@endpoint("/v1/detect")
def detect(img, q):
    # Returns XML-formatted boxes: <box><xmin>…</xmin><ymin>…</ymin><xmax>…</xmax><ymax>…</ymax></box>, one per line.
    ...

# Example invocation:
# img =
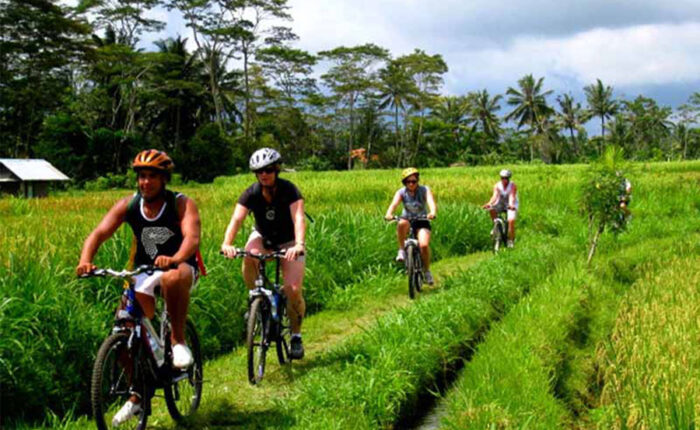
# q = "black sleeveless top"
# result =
<box><xmin>125</xmin><ymin>190</ymin><xmax>196</xmax><ymax>267</ymax></box>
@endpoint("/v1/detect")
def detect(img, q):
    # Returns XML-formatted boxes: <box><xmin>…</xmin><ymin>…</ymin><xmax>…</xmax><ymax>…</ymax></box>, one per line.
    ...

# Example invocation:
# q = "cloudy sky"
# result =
<box><xmin>147</xmin><ymin>0</ymin><xmax>700</xmax><ymax>109</ymax></box>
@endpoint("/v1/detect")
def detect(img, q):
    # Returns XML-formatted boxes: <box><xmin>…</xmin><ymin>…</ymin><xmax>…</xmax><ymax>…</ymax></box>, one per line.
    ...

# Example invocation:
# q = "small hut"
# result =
<box><xmin>0</xmin><ymin>159</ymin><xmax>70</xmax><ymax>197</ymax></box>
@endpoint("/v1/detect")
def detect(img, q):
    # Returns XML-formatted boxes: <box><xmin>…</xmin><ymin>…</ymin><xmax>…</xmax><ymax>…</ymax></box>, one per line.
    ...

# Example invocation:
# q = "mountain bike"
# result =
<box><xmin>484</xmin><ymin>207</ymin><xmax>508</xmax><ymax>253</ymax></box>
<box><xmin>81</xmin><ymin>265</ymin><xmax>203</xmax><ymax>430</ymax></box>
<box><xmin>389</xmin><ymin>215</ymin><xmax>429</xmax><ymax>299</ymax></box>
<box><xmin>221</xmin><ymin>249</ymin><xmax>294</xmax><ymax>385</ymax></box>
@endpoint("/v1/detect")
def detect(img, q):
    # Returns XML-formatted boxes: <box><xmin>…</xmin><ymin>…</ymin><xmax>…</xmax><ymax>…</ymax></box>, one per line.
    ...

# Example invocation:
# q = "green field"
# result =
<box><xmin>1</xmin><ymin>162</ymin><xmax>699</xmax><ymax>429</ymax></box>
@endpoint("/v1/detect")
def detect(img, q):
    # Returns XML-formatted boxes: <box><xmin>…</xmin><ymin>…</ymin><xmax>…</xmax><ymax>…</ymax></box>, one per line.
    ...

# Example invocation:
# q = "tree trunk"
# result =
<box><xmin>394</xmin><ymin>103</ymin><xmax>400</xmax><ymax>167</ymax></box>
<box><xmin>587</xmin><ymin>223</ymin><xmax>604</xmax><ymax>265</ymax></box>
<box><xmin>243</xmin><ymin>46</ymin><xmax>251</xmax><ymax>147</ymax></box>
<box><xmin>347</xmin><ymin>93</ymin><xmax>355</xmax><ymax>170</ymax></box>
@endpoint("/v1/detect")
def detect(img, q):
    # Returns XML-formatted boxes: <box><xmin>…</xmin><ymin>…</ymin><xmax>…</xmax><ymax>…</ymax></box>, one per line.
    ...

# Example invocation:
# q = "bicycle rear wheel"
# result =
<box><xmin>91</xmin><ymin>331</ymin><xmax>148</xmax><ymax>430</ymax></box>
<box><xmin>406</xmin><ymin>245</ymin><xmax>417</xmax><ymax>299</ymax></box>
<box><xmin>275</xmin><ymin>298</ymin><xmax>291</xmax><ymax>365</ymax></box>
<box><xmin>164</xmin><ymin>319</ymin><xmax>203</xmax><ymax>421</ymax></box>
<box><xmin>247</xmin><ymin>297</ymin><xmax>269</xmax><ymax>384</ymax></box>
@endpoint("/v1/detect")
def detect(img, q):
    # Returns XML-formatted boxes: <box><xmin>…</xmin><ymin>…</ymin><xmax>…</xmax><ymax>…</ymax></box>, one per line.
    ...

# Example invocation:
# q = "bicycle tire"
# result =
<box><xmin>406</xmin><ymin>245</ymin><xmax>417</xmax><ymax>299</ymax></box>
<box><xmin>247</xmin><ymin>297</ymin><xmax>269</xmax><ymax>384</ymax></box>
<box><xmin>91</xmin><ymin>331</ymin><xmax>149</xmax><ymax>430</ymax></box>
<box><xmin>275</xmin><ymin>298</ymin><xmax>291</xmax><ymax>365</ymax></box>
<box><xmin>493</xmin><ymin>219</ymin><xmax>504</xmax><ymax>253</ymax></box>
<box><xmin>413</xmin><ymin>247</ymin><xmax>424</xmax><ymax>293</ymax></box>
<box><xmin>164</xmin><ymin>319</ymin><xmax>203</xmax><ymax>421</ymax></box>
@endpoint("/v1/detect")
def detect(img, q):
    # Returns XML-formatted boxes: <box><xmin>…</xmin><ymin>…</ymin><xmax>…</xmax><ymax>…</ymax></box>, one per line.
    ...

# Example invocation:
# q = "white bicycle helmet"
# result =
<box><xmin>499</xmin><ymin>169</ymin><xmax>512</xmax><ymax>178</ymax></box>
<box><xmin>249</xmin><ymin>148</ymin><xmax>282</xmax><ymax>170</ymax></box>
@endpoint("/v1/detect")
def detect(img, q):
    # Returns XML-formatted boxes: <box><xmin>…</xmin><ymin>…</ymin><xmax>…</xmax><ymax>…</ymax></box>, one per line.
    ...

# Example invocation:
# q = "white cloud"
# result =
<box><xmin>448</xmin><ymin>22</ymin><xmax>700</xmax><ymax>94</ymax></box>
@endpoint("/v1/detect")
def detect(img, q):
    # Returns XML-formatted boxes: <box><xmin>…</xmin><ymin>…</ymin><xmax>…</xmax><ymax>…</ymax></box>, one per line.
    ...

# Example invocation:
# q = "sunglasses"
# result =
<box><xmin>254</xmin><ymin>167</ymin><xmax>277</xmax><ymax>174</ymax></box>
<box><xmin>404</xmin><ymin>179</ymin><xmax>418</xmax><ymax>184</ymax></box>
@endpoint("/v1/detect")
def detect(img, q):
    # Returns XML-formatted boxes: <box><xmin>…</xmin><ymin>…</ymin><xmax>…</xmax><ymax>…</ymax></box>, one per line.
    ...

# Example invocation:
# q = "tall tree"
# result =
<box><xmin>256</xmin><ymin>45</ymin><xmax>317</xmax><ymax>106</ymax></box>
<box><xmin>555</xmin><ymin>93</ymin><xmax>589</xmax><ymax>155</ymax></box>
<box><xmin>468</xmin><ymin>89</ymin><xmax>502</xmax><ymax>141</ymax></box>
<box><xmin>147</xmin><ymin>36</ymin><xmax>208</xmax><ymax>151</ymax></box>
<box><xmin>430</xmin><ymin>96</ymin><xmax>471</xmax><ymax>151</ymax></box>
<box><xmin>319</xmin><ymin>44</ymin><xmax>389</xmax><ymax>169</ymax></box>
<box><xmin>584</xmin><ymin>78</ymin><xmax>618</xmax><ymax>138</ymax></box>
<box><xmin>378</xmin><ymin>60</ymin><xmax>418</xmax><ymax>166</ymax></box>
<box><xmin>226</xmin><ymin>0</ymin><xmax>292</xmax><ymax>145</ymax></box>
<box><xmin>396</xmin><ymin>49</ymin><xmax>448</xmax><ymax>158</ymax></box>
<box><xmin>0</xmin><ymin>0</ymin><xmax>91</xmax><ymax>157</ymax></box>
<box><xmin>674</xmin><ymin>92</ymin><xmax>700</xmax><ymax>159</ymax></box>
<box><xmin>505</xmin><ymin>74</ymin><xmax>553</xmax><ymax>161</ymax></box>
<box><xmin>81</xmin><ymin>0</ymin><xmax>165</xmax><ymax>47</ymax></box>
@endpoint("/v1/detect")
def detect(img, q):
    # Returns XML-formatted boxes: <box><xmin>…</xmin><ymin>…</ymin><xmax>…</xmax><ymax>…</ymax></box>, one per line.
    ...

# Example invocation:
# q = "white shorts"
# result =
<box><xmin>133</xmin><ymin>264</ymin><xmax>197</xmax><ymax>297</ymax></box>
<box><xmin>492</xmin><ymin>201</ymin><xmax>518</xmax><ymax>221</ymax></box>
<box><xmin>247</xmin><ymin>230</ymin><xmax>305</xmax><ymax>262</ymax></box>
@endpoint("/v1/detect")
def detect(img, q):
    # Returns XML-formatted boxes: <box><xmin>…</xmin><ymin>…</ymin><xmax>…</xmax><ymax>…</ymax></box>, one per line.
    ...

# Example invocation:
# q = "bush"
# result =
<box><xmin>176</xmin><ymin>124</ymin><xmax>235</xmax><ymax>182</ymax></box>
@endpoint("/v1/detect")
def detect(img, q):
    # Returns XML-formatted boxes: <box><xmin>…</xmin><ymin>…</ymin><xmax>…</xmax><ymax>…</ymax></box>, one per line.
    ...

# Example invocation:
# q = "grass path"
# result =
<box><xmin>60</xmin><ymin>252</ymin><xmax>489</xmax><ymax>430</ymax></box>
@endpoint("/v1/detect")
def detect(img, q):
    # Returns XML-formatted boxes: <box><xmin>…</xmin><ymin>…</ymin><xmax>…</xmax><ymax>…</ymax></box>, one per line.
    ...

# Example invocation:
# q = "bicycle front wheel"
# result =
<box><xmin>413</xmin><ymin>247</ymin><xmax>424</xmax><ymax>293</ymax></box>
<box><xmin>247</xmin><ymin>297</ymin><xmax>269</xmax><ymax>384</ymax></box>
<box><xmin>164</xmin><ymin>319</ymin><xmax>203</xmax><ymax>422</ymax></box>
<box><xmin>91</xmin><ymin>331</ymin><xmax>148</xmax><ymax>430</ymax></box>
<box><xmin>406</xmin><ymin>245</ymin><xmax>417</xmax><ymax>299</ymax></box>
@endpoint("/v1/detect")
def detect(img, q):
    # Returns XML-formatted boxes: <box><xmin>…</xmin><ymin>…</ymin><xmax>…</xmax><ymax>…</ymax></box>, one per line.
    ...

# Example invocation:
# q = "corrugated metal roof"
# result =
<box><xmin>0</xmin><ymin>159</ymin><xmax>70</xmax><ymax>181</ymax></box>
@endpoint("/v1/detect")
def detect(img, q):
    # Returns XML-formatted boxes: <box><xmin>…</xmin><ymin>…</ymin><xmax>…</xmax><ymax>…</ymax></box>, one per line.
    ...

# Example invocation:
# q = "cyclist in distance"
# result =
<box><xmin>618</xmin><ymin>171</ymin><xmax>632</xmax><ymax>217</ymax></box>
<box><xmin>384</xmin><ymin>167</ymin><xmax>437</xmax><ymax>285</ymax></box>
<box><xmin>75</xmin><ymin>149</ymin><xmax>202</xmax><ymax>426</ymax></box>
<box><xmin>220</xmin><ymin>148</ymin><xmax>307</xmax><ymax>359</ymax></box>
<box><xmin>483</xmin><ymin>169</ymin><xmax>519</xmax><ymax>248</ymax></box>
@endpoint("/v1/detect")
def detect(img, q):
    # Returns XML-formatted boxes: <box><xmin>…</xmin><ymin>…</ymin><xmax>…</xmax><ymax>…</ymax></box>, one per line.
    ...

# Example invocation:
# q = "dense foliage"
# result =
<box><xmin>2</xmin><ymin>0</ymin><xmax>699</xmax><ymax>184</ymax></box>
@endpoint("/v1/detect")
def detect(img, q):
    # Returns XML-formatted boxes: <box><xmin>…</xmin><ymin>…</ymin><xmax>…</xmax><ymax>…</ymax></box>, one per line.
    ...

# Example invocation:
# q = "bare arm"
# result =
<box><xmin>484</xmin><ymin>185</ymin><xmax>499</xmax><ymax>207</ymax></box>
<box><xmin>426</xmin><ymin>187</ymin><xmax>437</xmax><ymax>219</ymax></box>
<box><xmin>384</xmin><ymin>190</ymin><xmax>403</xmax><ymax>219</ymax></box>
<box><xmin>221</xmin><ymin>203</ymin><xmax>249</xmax><ymax>257</ymax></box>
<box><xmin>76</xmin><ymin>197</ymin><xmax>129</xmax><ymax>275</ymax></box>
<box><xmin>508</xmin><ymin>183</ymin><xmax>517</xmax><ymax>208</ymax></box>
<box><xmin>171</xmin><ymin>196</ymin><xmax>201</xmax><ymax>265</ymax></box>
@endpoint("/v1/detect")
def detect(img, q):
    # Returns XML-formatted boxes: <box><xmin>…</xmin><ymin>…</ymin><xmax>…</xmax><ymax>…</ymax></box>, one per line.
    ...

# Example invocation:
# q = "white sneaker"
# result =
<box><xmin>507</xmin><ymin>240</ymin><xmax>514</xmax><ymax>248</ymax></box>
<box><xmin>111</xmin><ymin>400</ymin><xmax>141</xmax><ymax>427</ymax></box>
<box><xmin>425</xmin><ymin>271</ymin><xmax>434</xmax><ymax>285</ymax></box>
<box><xmin>396</xmin><ymin>249</ymin><xmax>406</xmax><ymax>262</ymax></box>
<box><xmin>172</xmin><ymin>343</ymin><xmax>194</xmax><ymax>369</ymax></box>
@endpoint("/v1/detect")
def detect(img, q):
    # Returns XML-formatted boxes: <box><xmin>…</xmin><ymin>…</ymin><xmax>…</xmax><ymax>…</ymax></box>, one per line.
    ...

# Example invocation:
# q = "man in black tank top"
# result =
<box><xmin>221</xmin><ymin>148</ymin><xmax>307</xmax><ymax>359</ymax></box>
<box><xmin>76</xmin><ymin>150</ymin><xmax>201</xmax><ymax>425</ymax></box>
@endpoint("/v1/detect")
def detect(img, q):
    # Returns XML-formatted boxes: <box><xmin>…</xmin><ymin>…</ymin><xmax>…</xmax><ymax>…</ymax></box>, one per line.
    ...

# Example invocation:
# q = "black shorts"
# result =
<box><xmin>410</xmin><ymin>220</ymin><xmax>431</xmax><ymax>232</ymax></box>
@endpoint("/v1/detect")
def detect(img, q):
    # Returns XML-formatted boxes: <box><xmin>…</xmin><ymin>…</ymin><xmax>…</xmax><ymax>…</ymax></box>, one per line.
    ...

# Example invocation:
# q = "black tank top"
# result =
<box><xmin>125</xmin><ymin>190</ymin><xmax>196</xmax><ymax>267</ymax></box>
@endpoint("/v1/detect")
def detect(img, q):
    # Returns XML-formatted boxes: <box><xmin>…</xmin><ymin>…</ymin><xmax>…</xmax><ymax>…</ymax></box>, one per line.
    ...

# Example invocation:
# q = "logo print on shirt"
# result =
<box><xmin>141</xmin><ymin>227</ymin><xmax>175</xmax><ymax>259</ymax></box>
<box><xmin>265</xmin><ymin>208</ymin><xmax>276</xmax><ymax>221</ymax></box>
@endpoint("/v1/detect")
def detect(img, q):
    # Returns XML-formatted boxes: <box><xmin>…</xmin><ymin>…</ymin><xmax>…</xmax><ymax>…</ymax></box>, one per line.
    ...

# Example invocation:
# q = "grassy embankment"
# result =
<box><xmin>438</xmin><ymin>162</ymin><xmax>700</xmax><ymax>429</ymax></box>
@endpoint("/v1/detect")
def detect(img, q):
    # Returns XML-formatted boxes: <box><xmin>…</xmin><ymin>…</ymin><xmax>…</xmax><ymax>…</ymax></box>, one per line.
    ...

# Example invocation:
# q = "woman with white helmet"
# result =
<box><xmin>483</xmin><ymin>169</ymin><xmax>519</xmax><ymax>248</ymax></box>
<box><xmin>221</xmin><ymin>148</ymin><xmax>307</xmax><ymax>359</ymax></box>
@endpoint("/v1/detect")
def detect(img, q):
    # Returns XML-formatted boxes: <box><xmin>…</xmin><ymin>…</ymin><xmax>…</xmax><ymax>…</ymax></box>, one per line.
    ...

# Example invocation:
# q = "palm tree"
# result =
<box><xmin>584</xmin><ymin>79</ymin><xmax>618</xmax><ymax>138</ymax></box>
<box><xmin>430</xmin><ymin>96</ymin><xmax>471</xmax><ymax>150</ymax></box>
<box><xmin>555</xmin><ymin>93</ymin><xmax>590</xmax><ymax>155</ymax></box>
<box><xmin>468</xmin><ymin>89</ymin><xmax>502</xmax><ymax>141</ymax></box>
<box><xmin>505</xmin><ymin>74</ymin><xmax>553</xmax><ymax>161</ymax></box>
<box><xmin>378</xmin><ymin>60</ymin><xmax>418</xmax><ymax>166</ymax></box>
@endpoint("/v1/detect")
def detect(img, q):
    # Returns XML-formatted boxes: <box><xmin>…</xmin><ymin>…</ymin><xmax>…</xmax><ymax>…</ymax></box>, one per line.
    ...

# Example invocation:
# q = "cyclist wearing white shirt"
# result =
<box><xmin>483</xmin><ymin>169</ymin><xmax>519</xmax><ymax>248</ymax></box>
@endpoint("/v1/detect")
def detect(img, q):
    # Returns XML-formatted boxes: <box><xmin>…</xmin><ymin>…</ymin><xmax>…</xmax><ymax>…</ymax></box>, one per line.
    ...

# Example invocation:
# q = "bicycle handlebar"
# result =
<box><xmin>219</xmin><ymin>249</ymin><xmax>303</xmax><ymax>260</ymax></box>
<box><xmin>79</xmin><ymin>265</ymin><xmax>163</xmax><ymax>279</ymax></box>
<box><xmin>386</xmin><ymin>215</ymin><xmax>431</xmax><ymax>222</ymax></box>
